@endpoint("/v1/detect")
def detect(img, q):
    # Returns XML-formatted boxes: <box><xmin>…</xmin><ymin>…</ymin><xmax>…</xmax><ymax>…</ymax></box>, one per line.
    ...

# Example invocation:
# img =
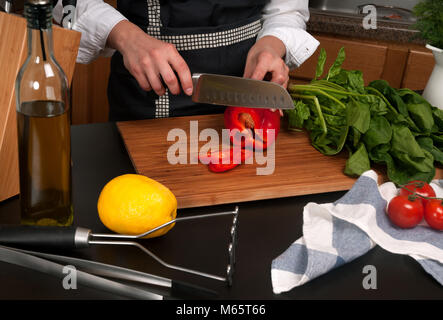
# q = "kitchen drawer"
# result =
<box><xmin>401</xmin><ymin>49</ymin><xmax>435</xmax><ymax>91</ymax></box>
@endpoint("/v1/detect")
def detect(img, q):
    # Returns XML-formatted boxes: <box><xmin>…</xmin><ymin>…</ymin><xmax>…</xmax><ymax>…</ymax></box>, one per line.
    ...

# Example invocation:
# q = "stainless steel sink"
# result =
<box><xmin>309</xmin><ymin>0</ymin><xmax>421</xmax><ymax>24</ymax></box>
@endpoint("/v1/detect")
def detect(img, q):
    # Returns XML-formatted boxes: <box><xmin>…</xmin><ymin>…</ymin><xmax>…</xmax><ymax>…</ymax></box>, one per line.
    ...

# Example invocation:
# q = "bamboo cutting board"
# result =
<box><xmin>118</xmin><ymin>114</ymin><xmax>392</xmax><ymax>209</ymax></box>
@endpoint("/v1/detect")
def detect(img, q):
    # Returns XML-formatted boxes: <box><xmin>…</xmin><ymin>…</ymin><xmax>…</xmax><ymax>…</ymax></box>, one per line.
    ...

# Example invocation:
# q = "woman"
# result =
<box><xmin>54</xmin><ymin>0</ymin><xmax>319</xmax><ymax>120</ymax></box>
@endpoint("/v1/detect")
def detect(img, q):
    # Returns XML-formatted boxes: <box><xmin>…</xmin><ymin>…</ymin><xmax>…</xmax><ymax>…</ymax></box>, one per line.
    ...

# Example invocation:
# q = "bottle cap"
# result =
<box><xmin>24</xmin><ymin>0</ymin><xmax>53</xmax><ymax>30</ymax></box>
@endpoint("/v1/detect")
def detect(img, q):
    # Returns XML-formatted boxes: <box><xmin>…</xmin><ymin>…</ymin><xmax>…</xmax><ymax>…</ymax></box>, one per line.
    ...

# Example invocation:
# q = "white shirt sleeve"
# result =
<box><xmin>258</xmin><ymin>0</ymin><xmax>320</xmax><ymax>69</ymax></box>
<box><xmin>53</xmin><ymin>0</ymin><xmax>127</xmax><ymax>64</ymax></box>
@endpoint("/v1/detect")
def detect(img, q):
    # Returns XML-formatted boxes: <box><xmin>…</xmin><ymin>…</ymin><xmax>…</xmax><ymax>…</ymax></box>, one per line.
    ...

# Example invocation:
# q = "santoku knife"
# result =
<box><xmin>191</xmin><ymin>73</ymin><xmax>294</xmax><ymax>110</ymax></box>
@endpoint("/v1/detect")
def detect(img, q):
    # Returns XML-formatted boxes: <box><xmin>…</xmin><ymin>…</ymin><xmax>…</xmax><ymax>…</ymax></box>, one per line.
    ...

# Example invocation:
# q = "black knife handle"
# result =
<box><xmin>0</xmin><ymin>225</ymin><xmax>91</xmax><ymax>250</ymax></box>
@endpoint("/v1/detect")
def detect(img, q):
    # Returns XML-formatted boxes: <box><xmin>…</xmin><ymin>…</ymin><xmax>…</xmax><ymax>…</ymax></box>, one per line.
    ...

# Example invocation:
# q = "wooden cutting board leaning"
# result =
<box><xmin>0</xmin><ymin>12</ymin><xmax>80</xmax><ymax>202</ymax></box>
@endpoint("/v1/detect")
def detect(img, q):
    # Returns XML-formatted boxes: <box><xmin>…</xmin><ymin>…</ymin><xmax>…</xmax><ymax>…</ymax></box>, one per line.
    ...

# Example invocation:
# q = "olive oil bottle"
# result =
<box><xmin>15</xmin><ymin>0</ymin><xmax>73</xmax><ymax>226</ymax></box>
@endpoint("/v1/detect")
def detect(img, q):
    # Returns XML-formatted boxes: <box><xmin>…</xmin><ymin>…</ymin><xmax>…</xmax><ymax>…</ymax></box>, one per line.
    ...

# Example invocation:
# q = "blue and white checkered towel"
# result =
<box><xmin>271</xmin><ymin>170</ymin><xmax>443</xmax><ymax>294</ymax></box>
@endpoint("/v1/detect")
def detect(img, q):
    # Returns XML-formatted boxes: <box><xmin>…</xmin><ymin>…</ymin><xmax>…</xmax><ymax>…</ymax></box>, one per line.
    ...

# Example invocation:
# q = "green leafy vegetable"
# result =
<box><xmin>287</xmin><ymin>100</ymin><xmax>310</xmax><ymax>129</ymax></box>
<box><xmin>433</xmin><ymin>108</ymin><xmax>443</xmax><ymax>128</ymax></box>
<box><xmin>314</xmin><ymin>48</ymin><xmax>327</xmax><ymax>81</ymax></box>
<box><xmin>346</xmin><ymin>98</ymin><xmax>371</xmax><ymax>134</ymax></box>
<box><xmin>344</xmin><ymin>143</ymin><xmax>371</xmax><ymax>176</ymax></box>
<box><xmin>286</xmin><ymin>47</ymin><xmax>443</xmax><ymax>185</ymax></box>
<box><xmin>417</xmin><ymin>137</ymin><xmax>443</xmax><ymax>166</ymax></box>
<box><xmin>326</xmin><ymin>47</ymin><xmax>345</xmax><ymax>80</ymax></box>
<box><xmin>412</xmin><ymin>0</ymin><xmax>443</xmax><ymax>49</ymax></box>
<box><xmin>330</xmin><ymin>70</ymin><xmax>365</xmax><ymax>94</ymax></box>
<box><xmin>363</xmin><ymin>116</ymin><xmax>392</xmax><ymax>151</ymax></box>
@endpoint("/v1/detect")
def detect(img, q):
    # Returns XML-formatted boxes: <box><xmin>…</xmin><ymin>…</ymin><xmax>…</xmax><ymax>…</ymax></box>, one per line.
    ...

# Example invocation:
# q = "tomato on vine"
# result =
<box><xmin>399</xmin><ymin>180</ymin><xmax>436</xmax><ymax>207</ymax></box>
<box><xmin>424</xmin><ymin>200</ymin><xmax>443</xmax><ymax>231</ymax></box>
<box><xmin>387</xmin><ymin>195</ymin><xmax>424</xmax><ymax>229</ymax></box>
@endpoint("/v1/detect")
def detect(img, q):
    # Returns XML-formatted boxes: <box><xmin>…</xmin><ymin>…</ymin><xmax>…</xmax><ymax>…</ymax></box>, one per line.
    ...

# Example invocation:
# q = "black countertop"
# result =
<box><xmin>0</xmin><ymin>121</ymin><xmax>442</xmax><ymax>301</ymax></box>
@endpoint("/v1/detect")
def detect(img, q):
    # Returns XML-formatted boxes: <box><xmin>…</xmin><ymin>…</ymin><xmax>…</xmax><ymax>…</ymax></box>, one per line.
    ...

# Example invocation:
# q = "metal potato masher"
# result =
<box><xmin>0</xmin><ymin>206</ymin><xmax>239</xmax><ymax>286</ymax></box>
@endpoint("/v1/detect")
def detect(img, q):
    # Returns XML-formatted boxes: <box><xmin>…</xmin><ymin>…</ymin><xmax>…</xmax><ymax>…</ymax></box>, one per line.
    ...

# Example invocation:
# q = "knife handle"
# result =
<box><xmin>0</xmin><ymin>225</ymin><xmax>91</xmax><ymax>250</ymax></box>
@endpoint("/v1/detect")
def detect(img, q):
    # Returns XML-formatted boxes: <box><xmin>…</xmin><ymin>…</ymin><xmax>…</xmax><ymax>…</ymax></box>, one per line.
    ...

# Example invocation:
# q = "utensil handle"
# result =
<box><xmin>0</xmin><ymin>225</ymin><xmax>91</xmax><ymax>250</ymax></box>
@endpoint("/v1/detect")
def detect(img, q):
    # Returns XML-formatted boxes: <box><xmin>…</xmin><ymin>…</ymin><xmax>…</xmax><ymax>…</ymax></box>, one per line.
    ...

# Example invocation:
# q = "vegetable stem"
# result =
<box><xmin>290</xmin><ymin>84</ymin><xmax>400</xmax><ymax>117</ymax></box>
<box><xmin>289</xmin><ymin>85</ymin><xmax>347</xmax><ymax>110</ymax></box>
<box><xmin>399</xmin><ymin>185</ymin><xmax>443</xmax><ymax>201</ymax></box>
<box><xmin>291</xmin><ymin>93</ymin><xmax>328</xmax><ymax>136</ymax></box>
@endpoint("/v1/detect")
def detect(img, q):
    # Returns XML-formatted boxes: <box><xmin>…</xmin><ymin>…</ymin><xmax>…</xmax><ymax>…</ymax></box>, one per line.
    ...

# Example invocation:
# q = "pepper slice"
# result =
<box><xmin>199</xmin><ymin>147</ymin><xmax>253</xmax><ymax>173</ymax></box>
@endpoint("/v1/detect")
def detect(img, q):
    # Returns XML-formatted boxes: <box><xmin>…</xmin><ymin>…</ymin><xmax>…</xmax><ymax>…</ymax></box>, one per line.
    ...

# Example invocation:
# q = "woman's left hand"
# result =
<box><xmin>244</xmin><ymin>35</ymin><xmax>289</xmax><ymax>116</ymax></box>
<box><xmin>244</xmin><ymin>35</ymin><xmax>289</xmax><ymax>88</ymax></box>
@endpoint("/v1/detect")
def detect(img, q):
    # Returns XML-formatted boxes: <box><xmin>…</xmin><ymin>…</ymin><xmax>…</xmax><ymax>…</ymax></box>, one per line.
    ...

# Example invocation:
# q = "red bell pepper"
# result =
<box><xmin>224</xmin><ymin>107</ymin><xmax>280</xmax><ymax>151</ymax></box>
<box><xmin>199</xmin><ymin>107</ymin><xmax>280</xmax><ymax>173</ymax></box>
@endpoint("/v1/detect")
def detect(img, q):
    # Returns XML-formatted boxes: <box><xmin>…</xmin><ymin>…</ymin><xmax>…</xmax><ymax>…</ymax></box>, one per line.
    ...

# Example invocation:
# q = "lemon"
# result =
<box><xmin>97</xmin><ymin>174</ymin><xmax>177</xmax><ymax>238</ymax></box>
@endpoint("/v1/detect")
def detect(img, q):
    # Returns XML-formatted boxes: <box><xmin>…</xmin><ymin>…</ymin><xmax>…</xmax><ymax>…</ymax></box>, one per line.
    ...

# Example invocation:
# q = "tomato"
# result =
<box><xmin>424</xmin><ymin>200</ymin><xmax>443</xmax><ymax>231</ymax></box>
<box><xmin>399</xmin><ymin>180</ymin><xmax>436</xmax><ymax>207</ymax></box>
<box><xmin>387</xmin><ymin>195</ymin><xmax>424</xmax><ymax>229</ymax></box>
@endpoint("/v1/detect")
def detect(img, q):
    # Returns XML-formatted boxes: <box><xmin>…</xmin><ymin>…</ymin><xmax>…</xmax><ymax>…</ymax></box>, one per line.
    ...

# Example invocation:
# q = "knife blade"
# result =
<box><xmin>191</xmin><ymin>73</ymin><xmax>294</xmax><ymax>110</ymax></box>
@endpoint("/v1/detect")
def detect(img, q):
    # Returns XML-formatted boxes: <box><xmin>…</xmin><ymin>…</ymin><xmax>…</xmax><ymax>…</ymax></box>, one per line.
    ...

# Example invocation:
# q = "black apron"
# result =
<box><xmin>108</xmin><ymin>0</ymin><xmax>269</xmax><ymax>121</ymax></box>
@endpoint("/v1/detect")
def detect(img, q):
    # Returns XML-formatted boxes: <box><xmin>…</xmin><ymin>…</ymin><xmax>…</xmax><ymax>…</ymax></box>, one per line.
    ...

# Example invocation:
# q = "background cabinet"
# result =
<box><xmin>401</xmin><ymin>49</ymin><xmax>436</xmax><ymax>89</ymax></box>
<box><xmin>70</xmin><ymin>0</ymin><xmax>114</xmax><ymax>125</ymax></box>
<box><xmin>290</xmin><ymin>34</ymin><xmax>435</xmax><ymax>90</ymax></box>
<box><xmin>71</xmin><ymin>57</ymin><xmax>111</xmax><ymax>124</ymax></box>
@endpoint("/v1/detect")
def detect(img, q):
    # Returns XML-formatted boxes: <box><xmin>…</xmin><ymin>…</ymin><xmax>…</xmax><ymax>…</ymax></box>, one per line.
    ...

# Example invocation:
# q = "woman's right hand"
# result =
<box><xmin>107</xmin><ymin>20</ymin><xmax>193</xmax><ymax>97</ymax></box>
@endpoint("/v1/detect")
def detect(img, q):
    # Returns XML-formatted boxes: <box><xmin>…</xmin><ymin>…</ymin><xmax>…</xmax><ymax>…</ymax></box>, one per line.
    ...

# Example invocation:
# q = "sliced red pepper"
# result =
<box><xmin>200</xmin><ymin>107</ymin><xmax>280</xmax><ymax>173</ymax></box>
<box><xmin>208</xmin><ymin>162</ymin><xmax>239</xmax><ymax>173</ymax></box>
<box><xmin>224</xmin><ymin>107</ymin><xmax>280</xmax><ymax>150</ymax></box>
<box><xmin>199</xmin><ymin>147</ymin><xmax>253</xmax><ymax>173</ymax></box>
